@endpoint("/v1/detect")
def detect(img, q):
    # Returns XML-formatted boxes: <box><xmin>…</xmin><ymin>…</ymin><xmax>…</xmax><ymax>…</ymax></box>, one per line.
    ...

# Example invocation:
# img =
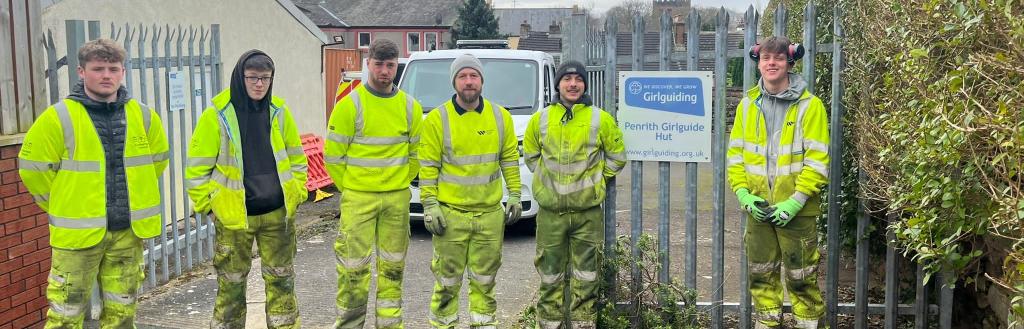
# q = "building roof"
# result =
<box><xmin>517</xmin><ymin>31</ymin><xmax>561</xmax><ymax>52</ymax></box>
<box><xmin>291</xmin><ymin>0</ymin><xmax>461</xmax><ymax>28</ymax></box>
<box><xmin>493</xmin><ymin>7</ymin><xmax>573</xmax><ymax>36</ymax></box>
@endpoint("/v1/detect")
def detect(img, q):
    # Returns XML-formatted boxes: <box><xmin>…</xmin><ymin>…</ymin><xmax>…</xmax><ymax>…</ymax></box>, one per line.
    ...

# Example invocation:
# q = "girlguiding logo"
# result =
<box><xmin>624</xmin><ymin>77</ymin><xmax>705</xmax><ymax>116</ymax></box>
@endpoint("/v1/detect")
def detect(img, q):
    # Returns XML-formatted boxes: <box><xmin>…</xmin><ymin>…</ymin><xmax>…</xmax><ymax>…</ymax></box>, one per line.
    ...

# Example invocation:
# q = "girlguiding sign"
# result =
<box><xmin>618</xmin><ymin>71</ymin><xmax>713</xmax><ymax>162</ymax></box>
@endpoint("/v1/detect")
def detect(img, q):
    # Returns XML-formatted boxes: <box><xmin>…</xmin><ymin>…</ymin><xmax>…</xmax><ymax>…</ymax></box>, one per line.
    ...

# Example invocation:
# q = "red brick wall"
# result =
<box><xmin>0</xmin><ymin>144</ymin><xmax>49</xmax><ymax>329</ymax></box>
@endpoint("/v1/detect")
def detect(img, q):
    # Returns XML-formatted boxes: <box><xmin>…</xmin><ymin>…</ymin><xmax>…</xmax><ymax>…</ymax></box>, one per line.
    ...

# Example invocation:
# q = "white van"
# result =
<box><xmin>398</xmin><ymin>48</ymin><xmax>558</xmax><ymax>222</ymax></box>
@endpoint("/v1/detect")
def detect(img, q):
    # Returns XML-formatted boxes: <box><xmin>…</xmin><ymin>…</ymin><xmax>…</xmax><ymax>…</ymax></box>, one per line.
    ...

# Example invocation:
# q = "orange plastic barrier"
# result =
<box><xmin>301</xmin><ymin>134</ymin><xmax>334</xmax><ymax>191</ymax></box>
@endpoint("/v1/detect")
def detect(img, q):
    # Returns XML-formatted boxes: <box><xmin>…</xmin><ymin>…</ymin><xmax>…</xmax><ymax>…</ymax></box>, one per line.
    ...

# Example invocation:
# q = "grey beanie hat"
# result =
<box><xmin>450</xmin><ymin>53</ymin><xmax>484</xmax><ymax>88</ymax></box>
<box><xmin>555</xmin><ymin>60</ymin><xmax>587</xmax><ymax>93</ymax></box>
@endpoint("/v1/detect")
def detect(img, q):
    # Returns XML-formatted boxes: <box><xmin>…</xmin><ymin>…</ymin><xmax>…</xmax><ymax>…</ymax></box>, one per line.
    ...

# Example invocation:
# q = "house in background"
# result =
<box><xmin>293</xmin><ymin>0</ymin><xmax>460</xmax><ymax>57</ymax></box>
<box><xmin>41</xmin><ymin>0</ymin><xmax>330</xmax><ymax>136</ymax></box>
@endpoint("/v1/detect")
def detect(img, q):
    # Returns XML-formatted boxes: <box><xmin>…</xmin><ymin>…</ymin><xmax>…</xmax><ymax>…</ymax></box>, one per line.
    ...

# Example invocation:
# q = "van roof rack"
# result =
<box><xmin>455</xmin><ymin>39</ymin><xmax>509</xmax><ymax>49</ymax></box>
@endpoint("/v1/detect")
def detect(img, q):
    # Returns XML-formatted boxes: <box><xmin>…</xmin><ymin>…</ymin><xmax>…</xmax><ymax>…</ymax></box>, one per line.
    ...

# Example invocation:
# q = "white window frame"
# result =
<box><xmin>406</xmin><ymin>32</ymin><xmax>422</xmax><ymax>53</ymax></box>
<box><xmin>424</xmin><ymin>32</ymin><xmax>439</xmax><ymax>50</ymax></box>
<box><xmin>358</xmin><ymin>32</ymin><xmax>372</xmax><ymax>48</ymax></box>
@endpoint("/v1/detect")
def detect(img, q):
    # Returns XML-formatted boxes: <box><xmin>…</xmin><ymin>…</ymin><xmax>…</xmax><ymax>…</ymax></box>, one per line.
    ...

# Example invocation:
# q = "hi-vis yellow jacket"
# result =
<box><xmin>324</xmin><ymin>84</ymin><xmax>422</xmax><ymax>192</ymax></box>
<box><xmin>19</xmin><ymin>99</ymin><xmax>169</xmax><ymax>249</ymax></box>
<box><xmin>523</xmin><ymin>103</ymin><xmax>626</xmax><ymax>211</ymax></box>
<box><xmin>186</xmin><ymin>89</ymin><xmax>308</xmax><ymax>230</ymax></box>
<box><xmin>727</xmin><ymin>86</ymin><xmax>830</xmax><ymax>216</ymax></box>
<box><xmin>418</xmin><ymin>98</ymin><xmax>520</xmax><ymax>212</ymax></box>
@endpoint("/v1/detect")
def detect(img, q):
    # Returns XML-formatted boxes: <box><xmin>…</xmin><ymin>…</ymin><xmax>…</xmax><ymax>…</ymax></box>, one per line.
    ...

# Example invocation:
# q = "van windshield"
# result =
<box><xmin>399</xmin><ymin>58</ymin><xmax>538</xmax><ymax>115</ymax></box>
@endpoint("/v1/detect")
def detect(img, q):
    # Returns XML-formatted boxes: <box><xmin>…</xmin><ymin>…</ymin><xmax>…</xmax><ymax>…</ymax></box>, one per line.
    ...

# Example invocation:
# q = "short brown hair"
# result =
<box><xmin>77</xmin><ymin>38</ymin><xmax>126</xmax><ymax>66</ymax></box>
<box><xmin>244</xmin><ymin>54</ymin><xmax>275</xmax><ymax>72</ymax></box>
<box><xmin>368</xmin><ymin>39</ymin><xmax>399</xmax><ymax>61</ymax></box>
<box><xmin>758</xmin><ymin>36</ymin><xmax>794</xmax><ymax>61</ymax></box>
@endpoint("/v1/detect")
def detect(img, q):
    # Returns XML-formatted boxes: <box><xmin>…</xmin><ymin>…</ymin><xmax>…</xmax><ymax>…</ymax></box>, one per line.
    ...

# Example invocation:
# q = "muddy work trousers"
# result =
<box><xmin>211</xmin><ymin>207</ymin><xmax>299</xmax><ymax>329</ymax></box>
<box><xmin>45</xmin><ymin>229</ymin><xmax>143</xmax><ymax>329</ymax></box>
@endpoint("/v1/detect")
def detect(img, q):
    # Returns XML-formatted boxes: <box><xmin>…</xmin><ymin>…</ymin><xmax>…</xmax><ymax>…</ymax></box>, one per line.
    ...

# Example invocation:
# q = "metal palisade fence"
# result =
<box><xmin>565</xmin><ymin>5</ymin><xmax>957</xmax><ymax>329</ymax></box>
<box><xmin>44</xmin><ymin>20</ymin><xmax>223</xmax><ymax>291</ymax></box>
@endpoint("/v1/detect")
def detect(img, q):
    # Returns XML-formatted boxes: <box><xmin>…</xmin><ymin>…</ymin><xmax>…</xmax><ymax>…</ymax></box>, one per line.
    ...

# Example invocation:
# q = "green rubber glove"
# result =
<box><xmin>736</xmin><ymin>188</ymin><xmax>771</xmax><ymax>222</ymax></box>
<box><xmin>769</xmin><ymin>197</ymin><xmax>805</xmax><ymax>227</ymax></box>
<box><xmin>422</xmin><ymin>197</ymin><xmax>447</xmax><ymax>236</ymax></box>
<box><xmin>505</xmin><ymin>194</ymin><xmax>522</xmax><ymax>225</ymax></box>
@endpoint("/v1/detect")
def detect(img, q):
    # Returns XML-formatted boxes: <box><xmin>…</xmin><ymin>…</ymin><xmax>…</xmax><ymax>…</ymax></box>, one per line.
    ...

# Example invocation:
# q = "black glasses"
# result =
<box><xmin>244</xmin><ymin>76</ymin><xmax>273</xmax><ymax>84</ymax></box>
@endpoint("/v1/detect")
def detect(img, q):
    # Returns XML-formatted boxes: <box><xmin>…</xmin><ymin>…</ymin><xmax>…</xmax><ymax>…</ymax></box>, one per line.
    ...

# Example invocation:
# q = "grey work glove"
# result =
<box><xmin>422</xmin><ymin>197</ymin><xmax>446</xmax><ymax>236</ymax></box>
<box><xmin>505</xmin><ymin>194</ymin><xmax>522</xmax><ymax>225</ymax></box>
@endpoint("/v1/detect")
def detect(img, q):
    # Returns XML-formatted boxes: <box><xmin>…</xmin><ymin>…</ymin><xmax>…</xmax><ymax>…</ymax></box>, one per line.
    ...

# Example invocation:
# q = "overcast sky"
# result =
<box><xmin>492</xmin><ymin>0</ymin><xmax>766</xmax><ymax>15</ymax></box>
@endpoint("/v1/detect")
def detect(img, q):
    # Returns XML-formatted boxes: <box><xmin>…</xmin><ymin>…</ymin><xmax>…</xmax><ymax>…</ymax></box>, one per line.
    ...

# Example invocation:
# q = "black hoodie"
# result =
<box><xmin>229</xmin><ymin>50</ymin><xmax>284</xmax><ymax>216</ymax></box>
<box><xmin>67</xmin><ymin>82</ymin><xmax>132</xmax><ymax>231</ymax></box>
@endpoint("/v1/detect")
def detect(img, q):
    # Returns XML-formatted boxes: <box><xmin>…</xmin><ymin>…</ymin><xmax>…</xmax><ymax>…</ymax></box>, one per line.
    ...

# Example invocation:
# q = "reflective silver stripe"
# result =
<box><xmin>431</xmin><ymin>313</ymin><xmax>459</xmax><ymax>326</ymax></box>
<box><xmin>131</xmin><ymin>204</ymin><xmax>161</xmax><ymax>221</ymax></box>
<box><xmin>444</xmin><ymin>153</ymin><xmax>499</xmax><ymax>166</ymax></box>
<box><xmin>49</xmin><ymin>214</ymin><xmax>105</xmax><ymax>229</ymax></box>
<box><xmin>540</xmin><ymin>272</ymin><xmax>564</xmax><ymax>284</ymax></box>
<box><xmin>804</xmin><ymin>159</ymin><xmax>829</xmax><ymax>177</ymax></box>
<box><xmin>405</xmin><ymin>94</ymin><xmax>415</xmax><ymax>141</ymax></box>
<box><xmin>438</xmin><ymin>170</ymin><xmax>501</xmax><ymax>185</ymax></box>
<box><xmin>262</xmin><ymin>265</ymin><xmax>294</xmax><ymax>277</ymax></box>
<box><xmin>727</xmin><ymin>155</ymin><xmax>744</xmax><ymax>166</ymax></box>
<box><xmin>286</xmin><ymin>146</ymin><xmax>304</xmax><ymax>156</ymax></box>
<box><xmin>794</xmin><ymin>319</ymin><xmax>819</xmax><ymax>329</ymax></box>
<box><xmin>468</xmin><ymin>271</ymin><xmax>495</xmax><ymax>285</ymax></box>
<box><xmin>538</xmin><ymin>319</ymin><xmax>562</xmax><ymax>329</ymax></box>
<box><xmin>18</xmin><ymin>158</ymin><xmax>58</xmax><ymax>171</ymax></box>
<box><xmin>572</xmin><ymin>269</ymin><xmax>597</xmax><ymax>282</ymax></box>
<box><xmin>378</xmin><ymin>249</ymin><xmax>406</xmax><ymax>262</ymax></box>
<box><xmin>267</xmin><ymin>313</ymin><xmax>298</xmax><ymax>327</ymax></box>
<box><xmin>745</xmin><ymin>164</ymin><xmax>767</xmax><ymax>176</ymax></box>
<box><xmin>274</xmin><ymin>105</ymin><xmax>287</xmax><ymax>139</ymax></box>
<box><xmin>60</xmin><ymin>159</ymin><xmax>100</xmax><ymax>172</ymax></box>
<box><xmin>49</xmin><ymin>301</ymin><xmax>84</xmax><ymax>317</ymax></box>
<box><xmin>493</xmin><ymin>101</ymin><xmax>506</xmax><ymax>151</ymax></box>
<box><xmin>729</xmin><ymin>138</ymin><xmax>745</xmax><ymax>149</ymax></box>
<box><xmin>124</xmin><ymin>154</ymin><xmax>154</xmax><ymax>167</ymax></box>
<box><xmin>439</xmin><ymin>105</ymin><xmax>454</xmax><ymax>156</ymax></box>
<box><xmin>419</xmin><ymin>179</ymin><xmax>437</xmax><ymax>186</ymax></box>
<box><xmin>749</xmin><ymin>261</ymin><xmax>778</xmax><ymax>274</ymax></box>
<box><xmin>437</xmin><ymin>275</ymin><xmax>460</xmax><ymax>287</ymax></box>
<box><xmin>139</xmin><ymin>103</ymin><xmax>152</xmax><ymax>133</ymax></box>
<box><xmin>337</xmin><ymin>254</ymin><xmax>372</xmax><ymax>269</ymax></box>
<box><xmin>544</xmin><ymin>159</ymin><xmax>590</xmax><ymax>174</ymax></box>
<box><xmin>324</xmin><ymin>155</ymin><xmax>346</xmax><ymax>164</ymax></box>
<box><xmin>351</xmin><ymin>91</ymin><xmax>366</xmax><ymax>137</ymax></box>
<box><xmin>31</xmin><ymin>193</ymin><xmax>49</xmax><ymax>204</ymax></box>
<box><xmin>589</xmin><ymin>107</ymin><xmax>600</xmax><ymax>147</ymax></box>
<box><xmin>328</xmin><ymin>131</ymin><xmax>353</xmax><ymax>144</ymax></box>
<box><xmin>54</xmin><ymin>101</ymin><xmax>76</xmax><ymax>157</ymax></box>
<box><xmin>377</xmin><ymin>316</ymin><xmax>402</xmax><ymax>328</ymax></box>
<box><xmin>377</xmin><ymin>298</ymin><xmax>402</xmax><ymax>309</ymax></box>
<box><xmin>102</xmin><ymin>291</ymin><xmax>135</xmax><ymax>305</ymax></box>
<box><xmin>787</xmin><ymin>264</ymin><xmax>818</xmax><ymax>281</ymax></box>
<box><xmin>151</xmin><ymin>151</ymin><xmax>169</xmax><ymax>163</ymax></box>
<box><xmin>420</xmin><ymin>160</ymin><xmax>441</xmax><ymax>168</ymax></box>
<box><xmin>792</xmin><ymin>191</ymin><xmax>810</xmax><ymax>204</ymax></box>
<box><xmin>353</xmin><ymin>135</ymin><xmax>409</xmax><ymax>146</ymax></box>
<box><xmin>220</xmin><ymin>271</ymin><xmax>247</xmax><ymax>283</ymax></box>
<box><xmin>409</xmin><ymin>136</ymin><xmax>420</xmax><ymax>144</ymax></box>
<box><xmin>347</xmin><ymin>156</ymin><xmax>408</xmax><ymax>167</ymax></box>
<box><xmin>471</xmin><ymin>312</ymin><xmax>495</xmax><ymax>324</ymax></box>
<box><xmin>49</xmin><ymin>273</ymin><xmax>66</xmax><ymax>284</ymax></box>
<box><xmin>777</xmin><ymin>163</ymin><xmax>805</xmax><ymax>176</ymax></box>
<box><xmin>605</xmin><ymin>150</ymin><xmax>627</xmax><ymax>163</ymax></box>
<box><xmin>337</xmin><ymin>304</ymin><xmax>368</xmax><ymax>319</ymax></box>
<box><xmin>804</xmin><ymin>139</ymin><xmax>828</xmax><ymax>153</ymax></box>
<box><xmin>500</xmin><ymin>161</ymin><xmax>518</xmax><ymax>168</ymax></box>
<box><xmin>543</xmin><ymin>170</ymin><xmax>600</xmax><ymax>194</ymax></box>
<box><xmin>540</xmin><ymin>108</ymin><xmax>548</xmax><ymax>141</ymax></box>
<box><xmin>571</xmin><ymin>321</ymin><xmax>596</xmax><ymax>328</ymax></box>
<box><xmin>605</xmin><ymin>159</ymin><xmax>624</xmax><ymax>173</ymax></box>
<box><xmin>187</xmin><ymin>176</ymin><xmax>211</xmax><ymax>189</ymax></box>
<box><xmin>744</xmin><ymin>143</ymin><xmax>765</xmax><ymax>156</ymax></box>
<box><xmin>212</xmin><ymin>171</ymin><xmax>243</xmax><ymax>189</ymax></box>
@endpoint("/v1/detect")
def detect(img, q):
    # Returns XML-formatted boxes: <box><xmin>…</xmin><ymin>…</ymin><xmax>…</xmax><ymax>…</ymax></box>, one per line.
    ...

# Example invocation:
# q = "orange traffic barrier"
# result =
<box><xmin>301</xmin><ymin>134</ymin><xmax>334</xmax><ymax>191</ymax></box>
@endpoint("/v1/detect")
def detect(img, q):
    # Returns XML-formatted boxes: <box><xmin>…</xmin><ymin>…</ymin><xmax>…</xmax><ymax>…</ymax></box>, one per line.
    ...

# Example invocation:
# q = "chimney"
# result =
<box><xmin>549</xmin><ymin>20</ymin><xmax>560</xmax><ymax>35</ymax></box>
<box><xmin>520</xmin><ymin>20</ymin><xmax>531</xmax><ymax>37</ymax></box>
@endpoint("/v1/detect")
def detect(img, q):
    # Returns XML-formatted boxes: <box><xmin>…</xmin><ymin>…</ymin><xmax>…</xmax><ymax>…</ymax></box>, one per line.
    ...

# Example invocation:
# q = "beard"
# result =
<box><xmin>457</xmin><ymin>88</ymin><xmax>480</xmax><ymax>104</ymax></box>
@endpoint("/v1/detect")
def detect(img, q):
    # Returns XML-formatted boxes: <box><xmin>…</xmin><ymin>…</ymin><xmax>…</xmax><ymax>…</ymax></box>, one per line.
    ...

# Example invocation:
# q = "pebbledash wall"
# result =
<box><xmin>0</xmin><ymin>143</ymin><xmax>49</xmax><ymax>329</ymax></box>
